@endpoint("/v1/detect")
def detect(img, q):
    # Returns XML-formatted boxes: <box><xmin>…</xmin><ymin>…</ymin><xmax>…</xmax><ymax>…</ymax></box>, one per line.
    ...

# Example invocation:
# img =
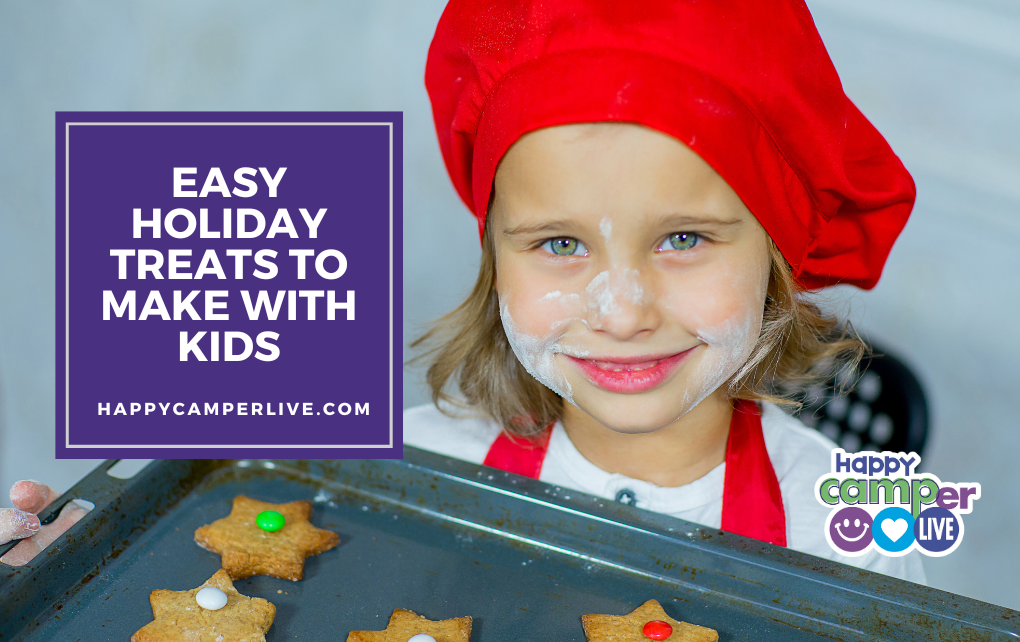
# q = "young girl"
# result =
<box><xmin>405</xmin><ymin>0</ymin><xmax>926</xmax><ymax>582</ymax></box>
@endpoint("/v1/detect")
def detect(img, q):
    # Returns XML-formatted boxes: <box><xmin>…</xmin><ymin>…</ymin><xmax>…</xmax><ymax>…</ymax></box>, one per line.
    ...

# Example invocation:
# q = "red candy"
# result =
<box><xmin>642</xmin><ymin>620</ymin><xmax>673</xmax><ymax>640</ymax></box>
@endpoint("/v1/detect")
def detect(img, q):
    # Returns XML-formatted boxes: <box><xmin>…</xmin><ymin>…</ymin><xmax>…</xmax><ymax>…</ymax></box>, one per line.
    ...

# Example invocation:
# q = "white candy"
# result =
<box><xmin>407</xmin><ymin>635</ymin><xmax>437</xmax><ymax>642</ymax></box>
<box><xmin>196</xmin><ymin>586</ymin><xmax>228</xmax><ymax>611</ymax></box>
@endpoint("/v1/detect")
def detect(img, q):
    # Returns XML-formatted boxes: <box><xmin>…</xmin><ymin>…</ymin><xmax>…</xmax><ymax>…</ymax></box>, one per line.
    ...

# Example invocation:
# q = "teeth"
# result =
<box><xmin>589</xmin><ymin>358</ymin><xmax>662</xmax><ymax>372</ymax></box>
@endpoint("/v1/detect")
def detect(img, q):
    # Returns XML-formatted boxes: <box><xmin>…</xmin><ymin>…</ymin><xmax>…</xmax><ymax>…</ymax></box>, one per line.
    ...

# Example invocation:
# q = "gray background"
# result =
<box><xmin>1</xmin><ymin>0</ymin><xmax>1017</xmax><ymax>610</ymax></box>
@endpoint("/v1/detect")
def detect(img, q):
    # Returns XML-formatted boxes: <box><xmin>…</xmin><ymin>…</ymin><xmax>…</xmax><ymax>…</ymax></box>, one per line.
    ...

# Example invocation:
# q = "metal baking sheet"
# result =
<box><xmin>1</xmin><ymin>452</ymin><xmax>1017</xmax><ymax>641</ymax></box>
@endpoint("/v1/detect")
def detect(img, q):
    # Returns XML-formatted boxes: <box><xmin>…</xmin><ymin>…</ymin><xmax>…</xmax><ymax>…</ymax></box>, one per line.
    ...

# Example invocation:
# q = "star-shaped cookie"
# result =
<box><xmin>581</xmin><ymin>599</ymin><xmax>718</xmax><ymax>641</ymax></box>
<box><xmin>194</xmin><ymin>495</ymin><xmax>340</xmax><ymax>581</ymax></box>
<box><xmin>346</xmin><ymin>608</ymin><xmax>472</xmax><ymax>642</ymax></box>
<box><xmin>131</xmin><ymin>569</ymin><xmax>276</xmax><ymax>642</ymax></box>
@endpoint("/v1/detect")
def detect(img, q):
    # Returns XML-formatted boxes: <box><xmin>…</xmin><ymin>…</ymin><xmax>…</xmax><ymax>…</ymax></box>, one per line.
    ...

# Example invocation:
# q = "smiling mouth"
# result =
<box><xmin>566</xmin><ymin>348</ymin><xmax>695</xmax><ymax>393</ymax></box>
<box><xmin>585</xmin><ymin>357</ymin><xmax>666</xmax><ymax>372</ymax></box>
<box><xmin>835</xmin><ymin>523</ymin><xmax>870</xmax><ymax>542</ymax></box>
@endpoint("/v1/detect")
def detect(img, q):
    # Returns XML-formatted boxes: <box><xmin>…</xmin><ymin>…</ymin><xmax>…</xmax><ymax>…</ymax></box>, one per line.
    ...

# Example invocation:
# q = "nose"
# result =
<box><xmin>584</xmin><ymin>268</ymin><xmax>660</xmax><ymax>340</ymax></box>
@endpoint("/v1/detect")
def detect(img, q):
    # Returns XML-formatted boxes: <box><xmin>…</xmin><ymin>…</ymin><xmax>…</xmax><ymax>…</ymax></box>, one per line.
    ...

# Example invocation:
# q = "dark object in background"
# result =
<box><xmin>793</xmin><ymin>343</ymin><xmax>929</xmax><ymax>457</ymax></box>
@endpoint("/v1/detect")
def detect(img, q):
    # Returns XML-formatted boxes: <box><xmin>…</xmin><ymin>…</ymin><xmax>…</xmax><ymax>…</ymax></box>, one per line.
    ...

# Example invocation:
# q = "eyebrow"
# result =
<box><xmin>502</xmin><ymin>220</ymin><xmax>577</xmax><ymax>237</ymax></box>
<box><xmin>659</xmin><ymin>214</ymin><xmax>744</xmax><ymax>228</ymax></box>
<box><xmin>502</xmin><ymin>214</ymin><xmax>743</xmax><ymax>237</ymax></box>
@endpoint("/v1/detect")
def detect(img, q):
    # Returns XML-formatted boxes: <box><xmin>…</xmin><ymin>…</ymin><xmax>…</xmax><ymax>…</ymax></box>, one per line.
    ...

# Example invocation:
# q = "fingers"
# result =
<box><xmin>0</xmin><ymin>501</ymin><xmax>91</xmax><ymax>567</ymax></box>
<box><xmin>10</xmin><ymin>480</ymin><xmax>61</xmax><ymax>514</ymax></box>
<box><xmin>0</xmin><ymin>508</ymin><xmax>41</xmax><ymax>546</ymax></box>
<box><xmin>1</xmin><ymin>481</ymin><xmax>90</xmax><ymax>566</ymax></box>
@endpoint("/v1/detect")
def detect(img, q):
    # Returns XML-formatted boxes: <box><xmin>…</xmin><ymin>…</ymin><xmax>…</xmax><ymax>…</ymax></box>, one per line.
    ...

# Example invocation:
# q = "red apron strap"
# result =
<box><xmin>482</xmin><ymin>399</ymin><xmax>787</xmax><ymax>547</ymax></box>
<box><xmin>721</xmin><ymin>399</ymin><xmax>787</xmax><ymax>547</ymax></box>
<box><xmin>482</xmin><ymin>426</ymin><xmax>553</xmax><ymax>479</ymax></box>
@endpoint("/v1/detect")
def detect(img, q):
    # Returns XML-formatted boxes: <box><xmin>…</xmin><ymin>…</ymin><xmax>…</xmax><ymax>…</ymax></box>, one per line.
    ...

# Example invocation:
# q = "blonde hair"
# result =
<box><xmin>409</xmin><ymin>222</ymin><xmax>866</xmax><ymax>436</ymax></box>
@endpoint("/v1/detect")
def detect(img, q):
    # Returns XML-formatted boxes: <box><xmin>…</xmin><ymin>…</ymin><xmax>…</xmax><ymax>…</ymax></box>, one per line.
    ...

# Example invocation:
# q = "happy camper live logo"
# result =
<box><xmin>815</xmin><ymin>450</ymin><xmax>981</xmax><ymax>557</ymax></box>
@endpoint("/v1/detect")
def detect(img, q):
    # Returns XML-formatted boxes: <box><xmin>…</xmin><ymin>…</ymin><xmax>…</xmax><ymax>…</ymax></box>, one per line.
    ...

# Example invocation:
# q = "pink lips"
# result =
<box><xmin>566</xmin><ymin>348</ymin><xmax>694</xmax><ymax>393</ymax></box>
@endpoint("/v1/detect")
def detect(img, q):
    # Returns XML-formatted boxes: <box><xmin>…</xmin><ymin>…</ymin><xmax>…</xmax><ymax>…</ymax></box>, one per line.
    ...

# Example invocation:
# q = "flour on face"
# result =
<box><xmin>540</xmin><ymin>290</ymin><xmax>581</xmax><ymax>304</ymax></box>
<box><xmin>671</xmin><ymin>281</ymin><xmax>764</xmax><ymax>418</ymax></box>
<box><xmin>584</xmin><ymin>271</ymin><xmax>617</xmax><ymax>322</ymax></box>
<box><xmin>622</xmin><ymin>269</ymin><xmax>644</xmax><ymax>305</ymax></box>
<box><xmin>685</xmin><ymin>311</ymin><xmax>758</xmax><ymax>410</ymax></box>
<box><xmin>500</xmin><ymin>299</ymin><xmax>589</xmax><ymax>406</ymax></box>
<box><xmin>585</xmin><ymin>217</ymin><xmax>645</xmax><ymax>328</ymax></box>
<box><xmin>584</xmin><ymin>269</ymin><xmax>644</xmax><ymax>328</ymax></box>
<box><xmin>599</xmin><ymin>217</ymin><xmax>613</xmax><ymax>243</ymax></box>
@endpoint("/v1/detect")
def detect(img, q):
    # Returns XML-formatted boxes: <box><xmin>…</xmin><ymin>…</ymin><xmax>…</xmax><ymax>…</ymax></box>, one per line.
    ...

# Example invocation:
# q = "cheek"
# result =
<box><xmin>497</xmin><ymin>270</ymin><xmax>585</xmax><ymax>336</ymax></box>
<box><xmin>496</xmin><ymin>267</ymin><xmax>586</xmax><ymax>406</ymax></box>
<box><xmin>660</xmin><ymin>272</ymin><xmax>762</xmax><ymax>334</ymax></box>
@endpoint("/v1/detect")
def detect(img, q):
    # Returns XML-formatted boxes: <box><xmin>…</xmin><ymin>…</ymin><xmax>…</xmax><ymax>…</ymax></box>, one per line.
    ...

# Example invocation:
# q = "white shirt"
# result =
<box><xmin>404</xmin><ymin>401</ymin><xmax>927</xmax><ymax>584</ymax></box>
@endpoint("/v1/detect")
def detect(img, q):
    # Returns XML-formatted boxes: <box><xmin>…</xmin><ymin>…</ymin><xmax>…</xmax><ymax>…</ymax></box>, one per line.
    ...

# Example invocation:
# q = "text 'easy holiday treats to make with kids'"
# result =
<box><xmin>56</xmin><ymin>112</ymin><xmax>402</xmax><ymax>458</ymax></box>
<box><xmin>816</xmin><ymin>449</ymin><xmax>981</xmax><ymax>557</ymax></box>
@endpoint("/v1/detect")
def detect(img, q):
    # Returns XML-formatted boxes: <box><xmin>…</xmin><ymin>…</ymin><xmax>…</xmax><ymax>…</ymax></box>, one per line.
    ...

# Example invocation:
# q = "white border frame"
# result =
<box><xmin>64</xmin><ymin>121</ymin><xmax>395</xmax><ymax>449</ymax></box>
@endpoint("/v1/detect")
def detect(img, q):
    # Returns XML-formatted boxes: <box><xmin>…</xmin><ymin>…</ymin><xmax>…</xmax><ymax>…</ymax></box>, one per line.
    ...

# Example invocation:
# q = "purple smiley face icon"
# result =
<box><xmin>829</xmin><ymin>507</ymin><xmax>874</xmax><ymax>553</ymax></box>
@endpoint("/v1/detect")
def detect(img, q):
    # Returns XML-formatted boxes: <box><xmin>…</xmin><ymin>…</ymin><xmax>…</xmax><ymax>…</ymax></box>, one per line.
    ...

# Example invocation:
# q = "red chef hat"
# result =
<box><xmin>425</xmin><ymin>0</ymin><xmax>915</xmax><ymax>289</ymax></box>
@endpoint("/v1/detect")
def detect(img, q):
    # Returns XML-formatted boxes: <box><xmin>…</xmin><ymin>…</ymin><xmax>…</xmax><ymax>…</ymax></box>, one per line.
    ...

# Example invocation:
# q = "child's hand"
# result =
<box><xmin>0</xmin><ymin>481</ymin><xmax>89</xmax><ymax>566</ymax></box>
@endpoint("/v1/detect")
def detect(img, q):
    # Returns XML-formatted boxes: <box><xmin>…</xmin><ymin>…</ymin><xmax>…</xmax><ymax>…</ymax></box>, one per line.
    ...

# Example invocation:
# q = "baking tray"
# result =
<box><xmin>1</xmin><ymin>452</ymin><xmax>1017</xmax><ymax>641</ymax></box>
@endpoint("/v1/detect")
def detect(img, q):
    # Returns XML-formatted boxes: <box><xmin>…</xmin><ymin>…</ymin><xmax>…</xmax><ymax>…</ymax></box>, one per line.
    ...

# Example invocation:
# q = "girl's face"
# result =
<box><xmin>491</xmin><ymin>123</ymin><xmax>771</xmax><ymax>433</ymax></box>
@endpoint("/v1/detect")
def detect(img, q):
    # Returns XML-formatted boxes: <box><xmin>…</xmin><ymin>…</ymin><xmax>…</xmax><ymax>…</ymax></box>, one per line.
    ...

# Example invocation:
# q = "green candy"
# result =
<box><xmin>256</xmin><ymin>510</ymin><xmax>285</xmax><ymax>532</ymax></box>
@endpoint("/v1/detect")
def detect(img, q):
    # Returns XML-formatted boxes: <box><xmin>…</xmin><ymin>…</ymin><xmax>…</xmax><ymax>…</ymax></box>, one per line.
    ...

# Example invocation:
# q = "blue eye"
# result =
<box><xmin>540</xmin><ymin>237</ymin><xmax>588</xmax><ymax>257</ymax></box>
<box><xmin>657</xmin><ymin>232</ymin><xmax>700</xmax><ymax>252</ymax></box>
